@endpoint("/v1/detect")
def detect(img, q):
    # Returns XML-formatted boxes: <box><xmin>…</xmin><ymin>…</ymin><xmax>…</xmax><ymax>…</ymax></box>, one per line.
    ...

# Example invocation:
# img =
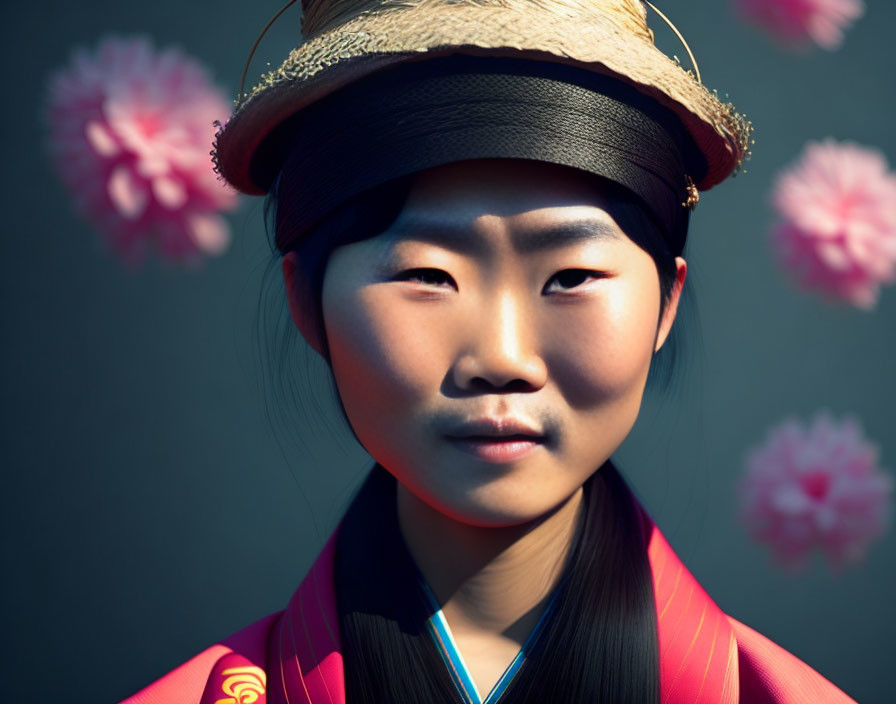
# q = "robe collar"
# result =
<box><xmin>265</xmin><ymin>496</ymin><xmax>739</xmax><ymax>704</ymax></box>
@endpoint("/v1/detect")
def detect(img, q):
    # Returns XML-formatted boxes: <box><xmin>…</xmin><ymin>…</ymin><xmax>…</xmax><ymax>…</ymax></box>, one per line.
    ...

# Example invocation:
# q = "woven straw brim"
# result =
<box><xmin>213</xmin><ymin>2</ymin><xmax>752</xmax><ymax>195</ymax></box>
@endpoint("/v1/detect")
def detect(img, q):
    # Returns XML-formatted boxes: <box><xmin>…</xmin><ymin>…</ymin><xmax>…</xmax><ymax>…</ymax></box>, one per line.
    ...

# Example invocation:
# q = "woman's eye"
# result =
<box><xmin>395</xmin><ymin>268</ymin><xmax>456</xmax><ymax>288</ymax></box>
<box><xmin>543</xmin><ymin>269</ymin><xmax>603</xmax><ymax>294</ymax></box>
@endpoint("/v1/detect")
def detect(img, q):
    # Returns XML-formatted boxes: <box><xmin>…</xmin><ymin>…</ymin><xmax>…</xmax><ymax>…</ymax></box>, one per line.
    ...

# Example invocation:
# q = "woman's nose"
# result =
<box><xmin>451</xmin><ymin>291</ymin><xmax>548</xmax><ymax>392</ymax></box>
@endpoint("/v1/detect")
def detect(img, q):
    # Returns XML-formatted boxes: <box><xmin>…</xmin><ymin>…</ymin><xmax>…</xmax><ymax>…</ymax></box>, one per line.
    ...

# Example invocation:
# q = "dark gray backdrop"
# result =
<box><xmin>3</xmin><ymin>1</ymin><xmax>893</xmax><ymax>702</ymax></box>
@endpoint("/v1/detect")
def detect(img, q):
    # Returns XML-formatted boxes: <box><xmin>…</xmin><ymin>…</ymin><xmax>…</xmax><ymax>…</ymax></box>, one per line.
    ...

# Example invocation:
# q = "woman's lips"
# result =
<box><xmin>446</xmin><ymin>434</ymin><xmax>545</xmax><ymax>462</ymax></box>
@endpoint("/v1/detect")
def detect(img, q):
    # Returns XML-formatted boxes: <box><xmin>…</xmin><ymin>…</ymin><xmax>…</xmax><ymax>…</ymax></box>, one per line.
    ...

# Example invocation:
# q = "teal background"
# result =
<box><xmin>2</xmin><ymin>1</ymin><xmax>893</xmax><ymax>702</ymax></box>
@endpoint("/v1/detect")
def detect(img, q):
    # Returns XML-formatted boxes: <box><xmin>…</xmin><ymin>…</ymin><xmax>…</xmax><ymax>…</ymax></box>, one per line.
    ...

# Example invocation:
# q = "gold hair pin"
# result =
<box><xmin>683</xmin><ymin>175</ymin><xmax>700</xmax><ymax>210</ymax></box>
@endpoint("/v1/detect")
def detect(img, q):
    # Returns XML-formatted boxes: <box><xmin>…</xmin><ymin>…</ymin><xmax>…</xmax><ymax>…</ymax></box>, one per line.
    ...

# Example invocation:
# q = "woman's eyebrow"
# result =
<box><xmin>387</xmin><ymin>216</ymin><xmax>622</xmax><ymax>254</ymax></box>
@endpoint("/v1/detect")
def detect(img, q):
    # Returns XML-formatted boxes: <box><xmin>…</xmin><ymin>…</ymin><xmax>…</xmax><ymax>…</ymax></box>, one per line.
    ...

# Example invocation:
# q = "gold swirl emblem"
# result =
<box><xmin>214</xmin><ymin>665</ymin><xmax>266</xmax><ymax>704</ymax></box>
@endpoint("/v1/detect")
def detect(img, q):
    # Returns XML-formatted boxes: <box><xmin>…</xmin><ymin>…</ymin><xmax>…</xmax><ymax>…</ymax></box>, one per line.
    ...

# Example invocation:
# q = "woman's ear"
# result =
<box><xmin>282</xmin><ymin>251</ymin><xmax>328</xmax><ymax>358</ymax></box>
<box><xmin>654</xmin><ymin>256</ymin><xmax>687</xmax><ymax>353</ymax></box>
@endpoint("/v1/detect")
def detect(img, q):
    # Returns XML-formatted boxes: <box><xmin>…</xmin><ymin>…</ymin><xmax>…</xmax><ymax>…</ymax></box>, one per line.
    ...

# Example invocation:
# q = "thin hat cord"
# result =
<box><xmin>238</xmin><ymin>0</ymin><xmax>299</xmax><ymax>107</ymax></box>
<box><xmin>643</xmin><ymin>1</ymin><xmax>702</xmax><ymax>84</ymax></box>
<box><xmin>235</xmin><ymin>1</ymin><xmax>701</xmax><ymax>105</ymax></box>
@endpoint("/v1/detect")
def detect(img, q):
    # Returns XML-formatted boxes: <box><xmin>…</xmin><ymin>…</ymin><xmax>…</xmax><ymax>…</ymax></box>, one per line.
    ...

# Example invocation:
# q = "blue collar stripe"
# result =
<box><xmin>420</xmin><ymin>578</ymin><xmax>562</xmax><ymax>704</ymax></box>
<box><xmin>421</xmin><ymin>579</ymin><xmax>482</xmax><ymax>703</ymax></box>
<box><xmin>427</xmin><ymin>607</ymin><xmax>482</xmax><ymax>704</ymax></box>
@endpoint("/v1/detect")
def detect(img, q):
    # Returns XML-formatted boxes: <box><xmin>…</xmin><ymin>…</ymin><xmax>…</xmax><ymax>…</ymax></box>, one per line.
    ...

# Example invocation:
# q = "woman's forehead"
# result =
<box><xmin>383</xmin><ymin>159</ymin><xmax>626</xmax><ymax>247</ymax></box>
<box><xmin>383</xmin><ymin>206</ymin><xmax>626</xmax><ymax>256</ymax></box>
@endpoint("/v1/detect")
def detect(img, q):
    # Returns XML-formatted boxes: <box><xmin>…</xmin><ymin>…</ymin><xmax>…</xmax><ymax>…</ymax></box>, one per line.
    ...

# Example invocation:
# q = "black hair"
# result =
<box><xmin>336</xmin><ymin>459</ymin><xmax>658</xmax><ymax>704</ymax></box>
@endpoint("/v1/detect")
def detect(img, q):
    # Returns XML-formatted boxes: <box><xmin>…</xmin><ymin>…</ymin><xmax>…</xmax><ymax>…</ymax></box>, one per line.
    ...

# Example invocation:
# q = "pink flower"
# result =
<box><xmin>734</xmin><ymin>0</ymin><xmax>864</xmax><ymax>50</ymax></box>
<box><xmin>44</xmin><ymin>36</ymin><xmax>238</xmax><ymax>265</ymax></box>
<box><xmin>771</xmin><ymin>139</ymin><xmax>896</xmax><ymax>309</ymax></box>
<box><xmin>738</xmin><ymin>411</ymin><xmax>893</xmax><ymax>573</ymax></box>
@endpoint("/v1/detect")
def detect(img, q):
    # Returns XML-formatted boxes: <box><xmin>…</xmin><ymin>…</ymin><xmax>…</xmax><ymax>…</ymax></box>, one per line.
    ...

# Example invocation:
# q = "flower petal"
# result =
<box><xmin>186</xmin><ymin>212</ymin><xmax>230</xmax><ymax>255</ymax></box>
<box><xmin>107</xmin><ymin>166</ymin><xmax>147</xmax><ymax>220</ymax></box>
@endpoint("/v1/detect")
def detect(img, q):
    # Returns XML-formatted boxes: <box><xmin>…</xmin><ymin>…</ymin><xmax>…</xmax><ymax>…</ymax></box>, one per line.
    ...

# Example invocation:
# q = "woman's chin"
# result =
<box><xmin>420</xmin><ymin>478</ymin><xmax>579</xmax><ymax>529</ymax></box>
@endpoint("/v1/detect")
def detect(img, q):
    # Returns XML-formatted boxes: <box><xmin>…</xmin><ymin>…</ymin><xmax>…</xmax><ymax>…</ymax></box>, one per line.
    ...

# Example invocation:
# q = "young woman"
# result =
<box><xmin>123</xmin><ymin>1</ymin><xmax>858</xmax><ymax>702</ymax></box>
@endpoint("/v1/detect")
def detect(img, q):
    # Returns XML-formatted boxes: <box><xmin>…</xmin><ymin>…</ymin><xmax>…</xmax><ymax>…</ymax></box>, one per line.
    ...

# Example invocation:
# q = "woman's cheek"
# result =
<box><xmin>325</xmin><ymin>288</ymin><xmax>451</xmax><ymax>473</ymax></box>
<box><xmin>545</xmin><ymin>281</ymin><xmax>658</xmax><ymax>403</ymax></box>
<box><xmin>371</xmin><ymin>289</ymin><xmax>455</xmax><ymax>387</ymax></box>
<box><xmin>328</xmin><ymin>287</ymin><xmax>446</xmax><ymax>409</ymax></box>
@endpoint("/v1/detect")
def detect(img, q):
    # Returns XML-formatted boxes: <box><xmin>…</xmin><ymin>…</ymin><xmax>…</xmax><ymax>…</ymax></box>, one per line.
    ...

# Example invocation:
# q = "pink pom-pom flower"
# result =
<box><xmin>771</xmin><ymin>139</ymin><xmax>896</xmax><ymax>309</ymax></box>
<box><xmin>44</xmin><ymin>36</ymin><xmax>238</xmax><ymax>265</ymax></box>
<box><xmin>738</xmin><ymin>411</ymin><xmax>893</xmax><ymax>573</ymax></box>
<box><xmin>733</xmin><ymin>0</ymin><xmax>864</xmax><ymax>50</ymax></box>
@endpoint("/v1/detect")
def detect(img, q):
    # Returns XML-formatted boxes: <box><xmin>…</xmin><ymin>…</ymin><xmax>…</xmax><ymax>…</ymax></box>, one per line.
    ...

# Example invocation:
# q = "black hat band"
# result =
<box><xmin>261</xmin><ymin>54</ymin><xmax>706</xmax><ymax>255</ymax></box>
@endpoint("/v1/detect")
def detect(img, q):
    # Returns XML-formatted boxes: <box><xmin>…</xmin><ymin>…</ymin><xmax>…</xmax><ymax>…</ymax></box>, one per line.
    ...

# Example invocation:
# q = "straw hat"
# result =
<box><xmin>213</xmin><ymin>0</ymin><xmax>751</xmax><ymax>198</ymax></box>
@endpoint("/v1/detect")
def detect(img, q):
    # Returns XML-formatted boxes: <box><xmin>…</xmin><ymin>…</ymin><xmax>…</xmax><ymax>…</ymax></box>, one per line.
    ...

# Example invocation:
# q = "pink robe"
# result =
<box><xmin>121</xmin><ymin>498</ymin><xmax>858</xmax><ymax>704</ymax></box>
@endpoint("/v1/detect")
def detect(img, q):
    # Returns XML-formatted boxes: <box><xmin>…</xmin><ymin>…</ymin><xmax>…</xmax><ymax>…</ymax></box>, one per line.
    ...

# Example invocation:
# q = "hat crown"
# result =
<box><xmin>301</xmin><ymin>0</ymin><xmax>653</xmax><ymax>43</ymax></box>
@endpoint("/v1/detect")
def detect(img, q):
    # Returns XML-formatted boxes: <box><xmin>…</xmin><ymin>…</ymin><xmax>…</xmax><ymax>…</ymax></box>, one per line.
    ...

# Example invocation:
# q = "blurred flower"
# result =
<box><xmin>734</xmin><ymin>0</ymin><xmax>863</xmax><ymax>50</ymax></box>
<box><xmin>738</xmin><ymin>411</ymin><xmax>892</xmax><ymax>573</ymax></box>
<box><xmin>771</xmin><ymin>139</ymin><xmax>896</xmax><ymax>309</ymax></box>
<box><xmin>45</xmin><ymin>36</ymin><xmax>238</xmax><ymax>265</ymax></box>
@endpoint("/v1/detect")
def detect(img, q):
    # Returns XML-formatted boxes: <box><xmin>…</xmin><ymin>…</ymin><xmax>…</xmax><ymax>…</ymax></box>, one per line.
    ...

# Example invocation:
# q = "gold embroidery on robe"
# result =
<box><xmin>214</xmin><ymin>665</ymin><xmax>266</xmax><ymax>704</ymax></box>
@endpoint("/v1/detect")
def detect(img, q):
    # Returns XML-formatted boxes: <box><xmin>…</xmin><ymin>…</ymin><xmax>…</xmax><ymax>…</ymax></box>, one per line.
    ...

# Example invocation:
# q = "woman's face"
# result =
<box><xmin>296</xmin><ymin>158</ymin><xmax>685</xmax><ymax>527</ymax></box>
